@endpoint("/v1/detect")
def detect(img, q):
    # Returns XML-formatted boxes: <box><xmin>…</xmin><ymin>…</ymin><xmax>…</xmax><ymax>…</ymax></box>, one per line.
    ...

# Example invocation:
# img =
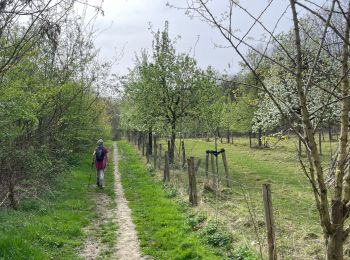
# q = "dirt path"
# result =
<box><xmin>113</xmin><ymin>143</ymin><xmax>146</xmax><ymax>260</ymax></box>
<box><xmin>79</xmin><ymin>186</ymin><xmax>116</xmax><ymax>259</ymax></box>
<box><xmin>80</xmin><ymin>143</ymin><xmax>146</xmax><ymax>260</ymax></box>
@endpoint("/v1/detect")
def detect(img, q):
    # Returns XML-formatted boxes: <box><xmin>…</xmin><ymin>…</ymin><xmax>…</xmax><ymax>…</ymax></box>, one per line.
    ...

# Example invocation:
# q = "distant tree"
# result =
<box><xmin>122</xmin><ymin>22</ymin><xmax>220</xmax><ymax>163</ymax></box>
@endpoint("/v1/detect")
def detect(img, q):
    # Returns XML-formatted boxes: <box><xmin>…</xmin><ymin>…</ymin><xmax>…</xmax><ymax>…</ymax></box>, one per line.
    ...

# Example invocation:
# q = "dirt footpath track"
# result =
<box><xmin>113</xmin><ymin>143</ymin><xmax>147</xmax><ymax>260</ymax></box>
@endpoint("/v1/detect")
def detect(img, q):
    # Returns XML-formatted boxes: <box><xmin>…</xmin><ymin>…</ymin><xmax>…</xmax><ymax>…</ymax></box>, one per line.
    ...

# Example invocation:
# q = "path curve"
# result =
<box><xmin>113</xmin><ymin>143</ymin><xmax>145</xmax><ymax>260</ymax></box>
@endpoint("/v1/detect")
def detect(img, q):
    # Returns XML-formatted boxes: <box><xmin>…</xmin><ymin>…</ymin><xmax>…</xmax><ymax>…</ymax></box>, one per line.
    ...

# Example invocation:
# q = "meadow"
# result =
<box><xmin>146</xmin><ymin>135</ymin><xmax>341</xmax><ymax>259</ymax></box>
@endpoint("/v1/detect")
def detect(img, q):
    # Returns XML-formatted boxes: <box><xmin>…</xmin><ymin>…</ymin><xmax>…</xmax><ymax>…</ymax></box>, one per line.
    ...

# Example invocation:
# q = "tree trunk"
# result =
<box><xmin>169</xmin><ymin>122</ymin><xmax>176</xmax><ymax>164</ymax></box>
<box><xmin>227</xmin><ymin>129</ymin><xmax>230</xmax><ymax>143</ymax></box>
<box><xmin>258</xmin><ymin>128</ymin><xmax>262</xmax><ymax>147</ymax></box>
<box><xmin>218</xmin><ymin>129</ymin><xmax>222</xmax><ymax>143</ymax></box>
<box><xmin>319</xmin><ymin>130</ymin><xmax>322</xmax><ymax>155</ymax></box>
<box><xmin>322</xmin><ymin>129</ymin><xmax>325</xmax><ymax>141</ymax></box>
<box><xmin>326</xmin><ymin>200</ymin><xmax>344</xmax><ymax>260</ymax></box>
<box><xmin>9</xmin><ymin>178</ymin><xmax>17</xmax><ymax>210</ymax></box>
<box><xmin>181</xmin><ymin>141</ymin><xmax>186</xmax><ymax>168</ymax></box>
<box><xmin>326</xmin><ymin>234</ymin><xmax>344</xmax><ymax>260</ymax></box>
<box><xmin>249</xmin><ymin>131</ymin><xmax>252</xmax><ymax>148</ymax></box>
<box><xmin>290</xmin><ymin>1</ymin><xmax>333</xmax><ymax>255</ymax></box>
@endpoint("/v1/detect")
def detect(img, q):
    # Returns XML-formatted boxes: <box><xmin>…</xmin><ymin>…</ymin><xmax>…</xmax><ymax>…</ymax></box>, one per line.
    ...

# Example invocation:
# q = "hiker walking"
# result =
<box><xmin>92</xmin><ymin>139</ymin><xmax>108</xmax><ymax>188</ymax></box>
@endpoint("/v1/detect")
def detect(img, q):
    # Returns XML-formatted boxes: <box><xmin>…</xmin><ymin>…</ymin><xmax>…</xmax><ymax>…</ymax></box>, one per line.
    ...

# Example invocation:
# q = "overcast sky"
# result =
<box><xmin>88</xmin><ymin>0</ymin><xmax>295</xmax><ymax>76</ymax></box>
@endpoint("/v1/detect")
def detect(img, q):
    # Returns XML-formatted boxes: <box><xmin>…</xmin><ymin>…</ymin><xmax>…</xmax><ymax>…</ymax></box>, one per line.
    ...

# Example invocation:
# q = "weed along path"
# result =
<box><xmin>113</xmin><ymin>142</ymin><xmax>145</xmax><ymax>260</ymax></box>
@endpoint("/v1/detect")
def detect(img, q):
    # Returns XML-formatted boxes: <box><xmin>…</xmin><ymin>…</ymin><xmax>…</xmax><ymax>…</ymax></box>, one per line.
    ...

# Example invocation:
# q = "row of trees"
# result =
<box><xmin>122</xmin><ymin>0</ymin><xmax>350</xmax><ymax>258</ymax></box>
<box><xmin>0</xmin><ymin>1</ymin><xmax>111</xmax><ymax>209</ymax></box>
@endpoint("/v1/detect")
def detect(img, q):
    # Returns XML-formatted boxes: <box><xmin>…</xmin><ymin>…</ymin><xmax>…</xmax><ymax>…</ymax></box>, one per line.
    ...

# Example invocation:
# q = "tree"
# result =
<box><xmin>122</xmin><ymin>22</ymin><xmax>220</xmax><ymax>163</ymax></box>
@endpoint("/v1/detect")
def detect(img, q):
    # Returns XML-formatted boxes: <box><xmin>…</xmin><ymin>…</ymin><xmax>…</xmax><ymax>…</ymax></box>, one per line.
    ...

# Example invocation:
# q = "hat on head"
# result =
<box><xmin>97</xmin><ymin>139</ymin><xmax>103</xmax><ymax>145</ymax></box>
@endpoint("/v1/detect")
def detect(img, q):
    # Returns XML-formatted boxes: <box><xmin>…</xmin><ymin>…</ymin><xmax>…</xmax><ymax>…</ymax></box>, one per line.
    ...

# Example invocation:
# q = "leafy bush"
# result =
<box><xmin>186</xmin><ymin>214</ymin><xmax>207</xmax><ymax>230</ymax></box>
<box><xmin>231</xmin><ymin>246</ymin><xmax>258</xmax><ymax>260</ymax></box>
<box><xmin>200</xmin><ymin>221</ymin><xmax>232</xmax><ymax>248</ymax></box>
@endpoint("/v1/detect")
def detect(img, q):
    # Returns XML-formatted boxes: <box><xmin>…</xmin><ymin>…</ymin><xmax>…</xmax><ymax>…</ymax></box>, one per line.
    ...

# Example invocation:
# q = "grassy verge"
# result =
<box><xmin>118</xmin><ymin>140</ymin><xmax>224</xmax><ymax>259</ymax></box>
<box><xmin>0</xmin><ymin>141</ymin><xmax>115</xmax><ymax>260</ymax></box>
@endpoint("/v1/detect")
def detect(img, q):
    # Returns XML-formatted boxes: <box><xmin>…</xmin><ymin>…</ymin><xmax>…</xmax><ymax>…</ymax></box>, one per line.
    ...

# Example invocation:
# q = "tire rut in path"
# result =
<box><xmin>113</xmin><ymin>143</ymin><xmax>147</xmax><ymax>260</ymax></box>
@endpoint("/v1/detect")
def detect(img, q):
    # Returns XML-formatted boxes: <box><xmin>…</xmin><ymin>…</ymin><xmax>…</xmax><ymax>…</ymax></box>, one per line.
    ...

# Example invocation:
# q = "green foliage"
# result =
<box><xmin>0</xmin><ymin>147</ymin><xmax>115</xmax><ymax>259</ymax></box>
<box><xmin>200</xmin><ymin>222</ymin><xmax>232</xmax><ymax>248</ymax></box>
<box><xmin>117</xmin><ymin>140</ymin><xmax>221</xmax><ymax>259</ymax></box>
<box><xmin>186</xmin><ymin>214</ymin><xmax>207</xmax><ymax>231</ymax></box>
<box><xmin>0</xmin><ymin>17</ymin><xmax>111</xmax><ymax>207</ymax></box>
<box><xmin>232</xmin><ymin>246</ymin><xmax>258</xmax><ymax>260</ymax></box>
<box><xmin>120</xmin><ymin>23</ymin><xmax>221</xmax><ymax>138</ymax></box>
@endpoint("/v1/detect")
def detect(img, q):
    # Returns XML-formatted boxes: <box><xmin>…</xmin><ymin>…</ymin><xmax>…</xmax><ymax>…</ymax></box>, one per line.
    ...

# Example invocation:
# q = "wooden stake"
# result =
<box><xmin>262</xmin><ymin>184</ymin><xmax>277</xmax><ymax>260</ymax></box>
<box><xmin>221</xmin><ymin>149</ymin><xmax>230</xmax><ymax>187</ymax></box>
<box><xmin>163</xmin><ymin>151</ymin><xmax>170</xmax><ymax>182</ymax></box>
<box><xmin>187</xmin><ymin>157</ymin><xmax>197</xmax><ymax>206</ymax></box>
<box><xmin>205</xmin><ymin>152</ymin><xmax>209</xmax><ymax>180</ymax></box>
<box><xmin>181</xmin><ymin>140</ymin><xmax>186</xmax><ymax>168</ymax></box>
<box><xmin>153</xmin><ymin>136</ymin><xmax>157</xmax><ymax>169</ymax></box>
<box><xmin>158</xmin><ymin>144</ymin><xmax>162</xmax><ymax>170</ymax></box>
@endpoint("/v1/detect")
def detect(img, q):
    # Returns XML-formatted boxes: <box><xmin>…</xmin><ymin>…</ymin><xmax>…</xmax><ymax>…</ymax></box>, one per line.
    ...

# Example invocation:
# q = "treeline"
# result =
<box><xmin>119</xmin><ymin>22</ymin><xmax>260</xmax><ymax>155</ymax></box>
<box><xmin>0</xmin><ymin>1</ymin><xmax>112</xmax><ymax>209</ymax></box>
<box><xmin>121</xmin><ymin>13</ymin><xmax>344</xmax><ymax>150</ymax></box>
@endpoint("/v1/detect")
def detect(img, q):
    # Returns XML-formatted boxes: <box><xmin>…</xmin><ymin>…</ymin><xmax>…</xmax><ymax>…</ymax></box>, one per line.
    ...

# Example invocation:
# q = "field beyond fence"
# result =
<box><xmin>129</xmin><ymin>134</ymin><xmax>345</xmax><ymax>259</ymax></box>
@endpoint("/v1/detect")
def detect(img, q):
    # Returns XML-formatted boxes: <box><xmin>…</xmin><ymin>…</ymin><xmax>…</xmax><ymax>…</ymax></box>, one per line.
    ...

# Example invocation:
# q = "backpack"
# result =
<box><xmin>96</xmin><ymin>147</ymin><xmax>105</xmax><ymax>162</ymax></box>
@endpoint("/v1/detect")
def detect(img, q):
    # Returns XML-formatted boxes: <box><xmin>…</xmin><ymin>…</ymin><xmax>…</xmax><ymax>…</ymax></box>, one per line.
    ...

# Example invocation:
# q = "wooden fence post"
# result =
<box><xmin>182</xmin><ymin>140</ymin><xmax>186</xmax><ymax>168</ymax></box>
<box><xmin>153</xmin><ymin>136</ymin><xmax>157</xmax><ymax>169</ymax></box>
<box><xmin>187</xmin><ymin>157</ymin><xmax>198</xmax><ymax>206</ymax></box>
<box><xmin>262</xmin><ymin>184</ymin><xmax>277</xmax><ymax>260</ymax></box>
<box><xmin>142</xmin><ymin>134</ymin><xmax>145</xmax><ymax>156</ymax></box>
<box><xmin>205</xmin><ymin>152</ymin><xmax>209</xmax><ymax>180</ymax></box>
<box><xmin>221</xmin><ymin>149</ymin><xmax>230</xmax><ymax>187</ymax></box>
<box><xmin>163</xmin><ymin>151</ymin><xmax>170</xmax><ymax>182</ymax></box>
<box><xmin>187</xmin><ymin>158</ymin><xmax>193</xmax><ymax>204</ymax></box>
<box><xmin>158</xmin><ymin>144</ymin><xmax>162</xmax><ymax>170</ymax></box>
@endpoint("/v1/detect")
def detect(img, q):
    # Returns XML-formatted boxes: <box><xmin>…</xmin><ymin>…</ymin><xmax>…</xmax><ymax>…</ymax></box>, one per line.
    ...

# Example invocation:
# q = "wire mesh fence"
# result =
<box><xmin>128</xmin><ymin>135</ymin><xmax>326</xmax><ymax>259</ymax></box>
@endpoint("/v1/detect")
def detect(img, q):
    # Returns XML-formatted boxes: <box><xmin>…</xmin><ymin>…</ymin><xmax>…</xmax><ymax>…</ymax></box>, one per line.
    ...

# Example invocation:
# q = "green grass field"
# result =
<box><xmin>149</xmin><ymin>135</ymin><xmax>341</xmax><ymax>259</ymax></box>
<box><xmin>0</xmin><ymin>136</ymin><xmax>338</xmax><ymax>259</ymax></box>
<box><xmin>0</xmin><ymin>142</ymin><xmax>115</xmax><ymax>260</ymax></box>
